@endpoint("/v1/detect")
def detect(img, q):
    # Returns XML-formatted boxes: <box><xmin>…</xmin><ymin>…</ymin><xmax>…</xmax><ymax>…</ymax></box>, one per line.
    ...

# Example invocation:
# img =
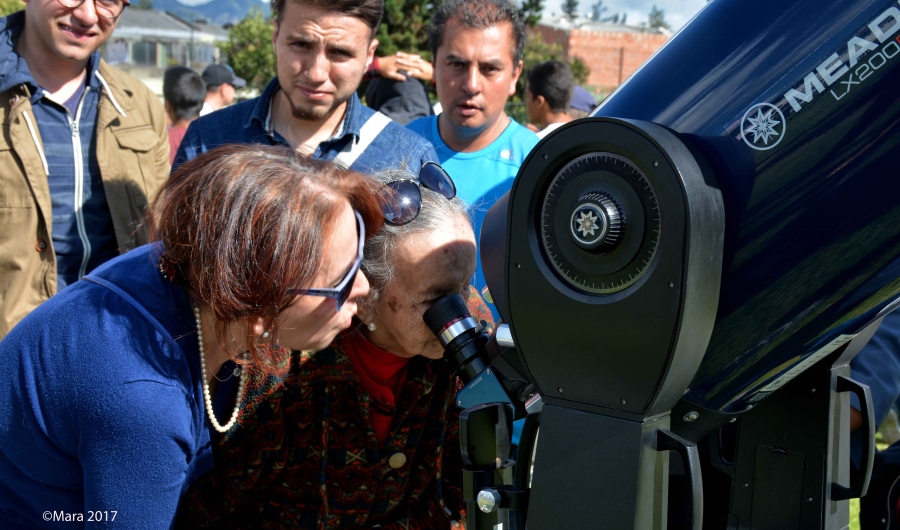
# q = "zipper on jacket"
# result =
<box><xmin>68</xmin><ymin>87</ymin><xmax>92</xmax><ymax>280</ymax></box>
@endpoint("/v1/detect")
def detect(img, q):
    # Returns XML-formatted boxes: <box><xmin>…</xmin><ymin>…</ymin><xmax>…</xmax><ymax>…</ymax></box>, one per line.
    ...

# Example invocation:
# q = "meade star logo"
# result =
<box><xmin>741</xmin><ymin>103</ymin><xmax>786</xmax><ymax>151</ymax></box>
<box><xmin>576</xmin><ymin>210</ymin><xmax>599</xmax><ymax>238</ymax></box>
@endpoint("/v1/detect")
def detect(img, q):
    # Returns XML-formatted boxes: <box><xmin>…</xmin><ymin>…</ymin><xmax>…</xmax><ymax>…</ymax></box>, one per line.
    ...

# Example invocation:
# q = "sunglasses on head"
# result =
<box><xmin>377</xmin><ymin>162</ymin><xmax>457</xmax><ymax>225</ymax></box>
<box><xmin>290</xmin><ymin>210</ymin><xmax>365</xmax><ymax>312</ymax></box>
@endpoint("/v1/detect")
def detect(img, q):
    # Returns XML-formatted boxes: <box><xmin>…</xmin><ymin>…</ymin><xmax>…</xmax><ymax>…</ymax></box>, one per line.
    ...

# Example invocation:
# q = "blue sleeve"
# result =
<box><xmin>405</xmin><ymin>116</ymin><xmax>428</xmax><ymax>137</ymax></box>
<box><xmin>417</xmin><ymin>140</ymin><xmax>438</xmax><ymax>168</ymax></box>
<box><xmin>172</xmin><ymin>121</ymin><xmax>203</xmax><ymax>175</ymax></box>
<box><xmin>79</xmin><ymin>382</ymin><xmax>195</xmax><ymax>528</ymax></box>
<box><xmin>850</xmin><ymin>308</ymin><xmax>900</xmax><ymax>424</ymax></box>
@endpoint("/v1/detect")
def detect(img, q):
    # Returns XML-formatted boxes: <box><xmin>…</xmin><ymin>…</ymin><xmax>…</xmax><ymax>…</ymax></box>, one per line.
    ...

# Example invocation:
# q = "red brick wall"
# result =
<box><xmin>532</xmin><ymin>25</ymin><xmax>668</xmax><ymax>93</ymax></box>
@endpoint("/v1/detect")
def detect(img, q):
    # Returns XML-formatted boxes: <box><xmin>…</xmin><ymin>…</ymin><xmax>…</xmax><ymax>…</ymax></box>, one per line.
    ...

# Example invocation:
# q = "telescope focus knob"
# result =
<box><xmin>569</xmin><ymin>192</ymin><xmax>625</xmax><ymax>252</ymax></box>
<box><xmin>477</xmin><ymin>488</ymin><xmax>502</xmax><ymax>513</ymax></box>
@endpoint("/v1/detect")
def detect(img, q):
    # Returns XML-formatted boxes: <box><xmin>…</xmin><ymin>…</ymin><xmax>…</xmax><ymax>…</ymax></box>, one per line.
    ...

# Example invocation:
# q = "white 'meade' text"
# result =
<box><xmin>784</xmin><ymin>1</ymin><xmax>900</xmax><ymax>112</ymax></box>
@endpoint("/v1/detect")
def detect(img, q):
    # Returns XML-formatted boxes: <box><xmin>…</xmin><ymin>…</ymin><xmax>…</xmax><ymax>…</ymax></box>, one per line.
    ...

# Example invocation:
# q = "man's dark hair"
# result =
<box><xmin>429</xmin><ymin>0</ymin><xmax>527</xmax><ymax>65</ymax></box>
<box><xmin>527</xmin><ymin>60</ymin><xmax>574</xmax><ymax>113</ymax></box>
<box><xmin>163</xmin><ymin>67</ymin><xmax>206</xmax><ymax>122</ymax></box>
<box><xmin>270</xmin><ymin>0</ymin><xmax>383</xmax><ymax>34</ymax></box>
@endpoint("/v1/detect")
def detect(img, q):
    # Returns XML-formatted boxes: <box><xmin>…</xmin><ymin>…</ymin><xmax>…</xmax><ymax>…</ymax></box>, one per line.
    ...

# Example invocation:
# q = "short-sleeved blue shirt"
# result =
<box><xmin>407</xmin><ymin>115</ymin><xmax>539</xmax><ymax>318</ymax></box>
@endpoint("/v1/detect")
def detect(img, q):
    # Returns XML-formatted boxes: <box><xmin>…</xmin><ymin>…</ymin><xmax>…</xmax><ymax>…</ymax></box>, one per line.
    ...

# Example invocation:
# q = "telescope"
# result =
<box><xmin>426</xmin><ymin>0</ymin><xmax>900</xmax><ymax>527</ymax></box>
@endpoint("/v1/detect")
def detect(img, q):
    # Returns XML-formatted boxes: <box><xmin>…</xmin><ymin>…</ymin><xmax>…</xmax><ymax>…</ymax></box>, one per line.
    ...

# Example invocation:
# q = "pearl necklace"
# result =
<box><xmin>194</xmin><ymin>304</ymin><xmax>246</xmax><ymax>433</ymax></box>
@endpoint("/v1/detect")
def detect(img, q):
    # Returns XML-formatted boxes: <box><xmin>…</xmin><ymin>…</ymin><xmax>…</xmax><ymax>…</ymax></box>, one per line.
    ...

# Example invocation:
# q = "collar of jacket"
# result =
<box><xmin>245</xmin><ymin>77</ymin><xmax>367</xmax><ymax>147</ymax></box>
<box><xmin>0</xmin><ymin>11</ymin><xmax>104</xmax><ymax>100</ymax></box>
<box><xmin>298</xmin><ymin>340</ymin><xmax>439</xmax><ymax>392</ymax></box>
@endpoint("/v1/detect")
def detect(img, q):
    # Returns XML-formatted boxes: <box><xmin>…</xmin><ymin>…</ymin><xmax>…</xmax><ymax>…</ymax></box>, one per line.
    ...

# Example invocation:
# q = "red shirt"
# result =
<box><xmin>343</xmin><ymin>332</ymin><xmax>411</xmax><ymax>446</ymax></box>
<box><xmin>167</xmin><ymin>126</ymin><xmax>188</xmax><ymax>165</ymax></box>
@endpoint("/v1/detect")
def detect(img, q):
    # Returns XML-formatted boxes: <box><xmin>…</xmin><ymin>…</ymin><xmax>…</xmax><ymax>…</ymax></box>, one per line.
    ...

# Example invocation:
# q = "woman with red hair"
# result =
<box><xmin>0</xmin><ymin>145</ymin><xmax>383</xmax><ymax>529</ymax></box>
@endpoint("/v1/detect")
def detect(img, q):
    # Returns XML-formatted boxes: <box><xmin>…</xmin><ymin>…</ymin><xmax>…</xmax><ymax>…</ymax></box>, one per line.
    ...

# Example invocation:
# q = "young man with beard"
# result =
<box><xmin>173</xmin><ymin>0</ymin><xmax>436</xmax><ymax>174</ymax></box>
<box><xmin>406</xmin><ymin>0</ymin><xmax>539</xmax><ymax>314</ymax></box>
<box><xmin>0</xmin><ymin>0</ymin><xmax>170</xmax><ymax>338</ymax></box>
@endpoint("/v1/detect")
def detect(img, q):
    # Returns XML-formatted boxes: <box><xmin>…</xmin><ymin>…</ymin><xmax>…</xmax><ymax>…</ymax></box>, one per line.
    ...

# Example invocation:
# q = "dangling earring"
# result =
<box><xmin>367</xmin><ymin>322</ymin><xmax>377</xmax><ymax>331</ymax></box>
<box><xmin>262</xmin><ymin>330</ymin><xmax>271</xmax><ymax>339</ymax></box>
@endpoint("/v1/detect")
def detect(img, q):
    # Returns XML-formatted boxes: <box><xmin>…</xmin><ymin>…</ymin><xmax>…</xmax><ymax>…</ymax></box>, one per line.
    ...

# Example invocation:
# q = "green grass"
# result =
<box><xmin>850</xmin><ymin>431</ymin><xmax>892</xmax><ymax>530</ymax></box>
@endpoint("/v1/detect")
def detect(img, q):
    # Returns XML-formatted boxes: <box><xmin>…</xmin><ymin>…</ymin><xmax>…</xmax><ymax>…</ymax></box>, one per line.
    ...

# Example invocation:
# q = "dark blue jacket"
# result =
<box><xmin>173</xmin><ymin>78</ymin><xmax>437</xmax><ymax>174</ymax></box>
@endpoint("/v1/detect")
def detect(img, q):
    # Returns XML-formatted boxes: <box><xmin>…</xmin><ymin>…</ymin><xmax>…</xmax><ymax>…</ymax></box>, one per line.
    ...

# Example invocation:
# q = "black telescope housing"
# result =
<box><xmin>430</xmin><ymin>0</ymin><xmax>900</xmax><ymax>528</ymax></box>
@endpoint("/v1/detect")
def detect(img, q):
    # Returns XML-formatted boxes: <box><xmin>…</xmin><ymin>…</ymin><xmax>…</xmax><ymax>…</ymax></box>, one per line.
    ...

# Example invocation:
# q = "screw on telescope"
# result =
<box><xmin>669</xmin><ymin>282</ymin><xmax>674</xmax><ymax>287</ymax></box>
<box><xmin>683</xmin><ymin>411</ymin><xmax>699</xmax><ymax>422</ymax></box>
<box><xmin>543</xmin><ymin>153</ymin><xmax>548</xmax><ymax>159</ymax></box>
<box><xmin>516</xmin><ymin>263</ymin><xmax>521</xmax><ymax>269</ymax></box>
<box><xmin>653</xmin><ymin>161</ymin><xmax>659</xmax><ymax>166</ymax></box>
<box><xmin>477</xmin><ymin>489</ymin><xmax>502</xmax><ymax>513</ymax></box>
<box><xmin>621</xmin><ymin>399</ymin><xmax>626</xmax><ymax>405</ymax></box>
<box><xmin>558</xmin><ymin>387</ymin><xmax>563</xmax><ymax>393</ymax></box>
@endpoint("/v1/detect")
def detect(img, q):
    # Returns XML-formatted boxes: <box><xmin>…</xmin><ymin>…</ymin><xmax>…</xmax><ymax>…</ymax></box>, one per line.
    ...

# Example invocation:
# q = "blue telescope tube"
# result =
<box><xmin>594</xmin><ymin>0</ymin><xmax>900</xmax><ymax>412</ymax></box>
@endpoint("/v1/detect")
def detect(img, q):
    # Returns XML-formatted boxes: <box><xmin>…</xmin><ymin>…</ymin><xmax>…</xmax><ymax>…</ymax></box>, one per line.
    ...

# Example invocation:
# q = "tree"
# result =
<box><xmin>647</xmin><ymin>5</ymin><xmax>670</xmax><ymax>30</ymax></box>
<box><xmin>518</xmin><ymin>0</ymin><xmax>544</xmax><ymax>28</ymax></box>
<box><xmin>591</xmin><ymin>1</ymin><xmax>626</xmax><ymax>24</ymax></box>
<box><xmin>376</xmin><ymin>0</ymin><xmax>435</xmax><ymax>57</ymax></box>
<box><xmin>569</xmin><ymin>56</ymin><xmax>589</xmax><ymax>85</ymax></box>
<box><xmin>513</xmin><ymin>32</ymin><xmax>590</xmax><ymax>100</ymax></box>
<box><xmin>218</xmin><ymin>7</ymin><xmax>276</xmax><ymax>93</ymax></box>
<box><xmin>135</xmin><ymin>0</ymin><xmax>153</xmax><ymax>10</ymax></box>
<box><xmin>0</xmin><ymin>0</ymin><xmax>24</xmax><ymax>16</ymax></box>
<box><xmin>590</xmin><ymin>0</ymin><xmax>607</xmax><ymax>21</ymax></box>
<box><xmin>562</xmin><ymin>0</ymin><xmax>579</xmax><ymax>19</ymax></box>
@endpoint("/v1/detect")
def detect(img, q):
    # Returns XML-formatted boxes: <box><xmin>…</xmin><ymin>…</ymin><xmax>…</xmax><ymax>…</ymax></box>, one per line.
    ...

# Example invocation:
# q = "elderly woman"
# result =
<box><xmin>0</xmin><ymin>145</ymin><xmax>382</xmax><ymax>529</ymax></box>
<box><xmin>177</xmin><ymin>163</ymin><xmax>489</xmax><ymax>529</ymax></box>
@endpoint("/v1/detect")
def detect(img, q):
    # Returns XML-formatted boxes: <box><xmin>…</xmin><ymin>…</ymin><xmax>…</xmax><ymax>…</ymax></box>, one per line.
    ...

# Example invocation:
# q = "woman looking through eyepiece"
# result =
<box><xmin>177</xmin><ymin>163</ymin><xmax>493</xmax><ymax>529</ymax></box>
<box><xmin>0</xmin><ymin>145</ymin><xmax>382</xmax><ymax>529</ymax></box>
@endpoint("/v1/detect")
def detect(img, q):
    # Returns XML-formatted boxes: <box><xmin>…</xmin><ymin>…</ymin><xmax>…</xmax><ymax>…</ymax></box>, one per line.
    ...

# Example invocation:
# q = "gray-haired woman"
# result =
<box><xmin>178</xmin><ymin>163</ymin><xmax>492</xmax><ymax>529</ymax></box>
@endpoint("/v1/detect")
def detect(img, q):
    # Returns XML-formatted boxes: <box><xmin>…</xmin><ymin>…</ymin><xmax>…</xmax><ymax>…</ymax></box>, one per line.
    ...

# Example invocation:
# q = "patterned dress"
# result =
<box><xmin>176</xmin><ymin>335</ymin><xmax>466</xmax><ymax>529</ymax></box>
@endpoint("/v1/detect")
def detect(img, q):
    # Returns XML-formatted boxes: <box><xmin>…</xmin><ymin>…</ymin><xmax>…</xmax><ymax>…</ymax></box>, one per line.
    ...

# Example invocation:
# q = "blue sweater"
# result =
<box><xmin>0</xmin><ymin>244</ymin><xmax>213</xmax><ymax>529</ymax></box>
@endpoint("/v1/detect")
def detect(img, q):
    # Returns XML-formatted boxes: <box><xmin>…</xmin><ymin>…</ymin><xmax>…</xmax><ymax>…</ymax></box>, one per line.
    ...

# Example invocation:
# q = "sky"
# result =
<box><xmin>540</xmin><ymin>0</ymin><xmax>707</xmax><ymax>31</ymax></box>
<box><xmin>173</xmin><ymin>0</ymin><xmax>708</xmax><ymax>32</ymax></box>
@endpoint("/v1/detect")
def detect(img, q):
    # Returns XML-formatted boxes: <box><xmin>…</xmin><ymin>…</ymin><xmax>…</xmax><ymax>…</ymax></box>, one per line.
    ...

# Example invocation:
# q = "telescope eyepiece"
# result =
<box><xmin>423</xmin><ymin>293</ymin><xmax>490</xmax><ymax>382</ymax></box>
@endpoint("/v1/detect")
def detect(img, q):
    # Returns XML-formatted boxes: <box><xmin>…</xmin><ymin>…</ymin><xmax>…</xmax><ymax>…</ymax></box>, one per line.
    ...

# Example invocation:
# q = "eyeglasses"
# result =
<box><xmin>57</xmin><ymin>0</ymin><xmax>130</xmax><ymax>21</ymax></box>
<box><xmin>377</xmin><ymin>162</ymin><xmax>457</xmax><ymax>225</ymax></box>
<box><xmin>290</xmin><ymin>210</ymin><xmax>365</xmax><ymax>312</ymax></box>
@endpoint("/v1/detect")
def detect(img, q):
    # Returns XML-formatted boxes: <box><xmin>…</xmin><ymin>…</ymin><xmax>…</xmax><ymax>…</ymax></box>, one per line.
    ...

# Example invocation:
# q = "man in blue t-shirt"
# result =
<box><xmin>407</xmin><ymin>0</ymin><xmax>539</xmax><ymax>317</ymax></box>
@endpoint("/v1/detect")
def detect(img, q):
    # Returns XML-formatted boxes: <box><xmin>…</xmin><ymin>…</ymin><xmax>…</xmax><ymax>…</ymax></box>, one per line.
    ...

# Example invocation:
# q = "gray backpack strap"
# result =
<box><xmin>333</xmin><ymin>111</ymin><xmax>392</xmax><ymax>169</ymax></box>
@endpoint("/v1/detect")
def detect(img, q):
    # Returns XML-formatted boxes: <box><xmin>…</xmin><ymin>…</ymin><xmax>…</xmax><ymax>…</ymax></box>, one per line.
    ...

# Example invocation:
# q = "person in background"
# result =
<box><xmin>176</xmin><ymin>0</ymin><xmax>436</xmax><ymax>175</ymax></box>
<box><xmin>0</xmin><ymin>0</ymin><xmax>170</xmax><ymax>339</ymax></box>
<box><xmin>0</xmin><ymin>145</ymin><xmax>383</xmax><ymax>529</ymax></box>
<box><xmin>525</xmin><ymin>60</ymin><xmax>575</xmax><ymax>139</ymax></box>
<box><xmin>374</xmin><ymin>50</ymin><xmax>434</xmax><ymax>83</ymax></box>
<box><xmin>364</xmin><ymin>74</ymin><xmax>433</xmax><ymax>125</ymax></box>
<box><xmin>164</xmin><ymin>66</ymin><xmax>205</xmax><ymax>165</ymax></box>
<box><xmin>406</xmin><ymin>0</ymin><xmax>539</xmax><ymax>317</ymax></box>
<box><xmin>199</xmin><ymin>63</ymin><xmax>245</xmax><ymax>116</ymax></box>
<box><xmin>177</xmin><ymin>164</ymin><xmax>482</xmax><ymax>529</ymax></box>
<box><xmin>568</xmin><ymin>85</ymin><xmax>597</xmax><ymax>119</ymax></box>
